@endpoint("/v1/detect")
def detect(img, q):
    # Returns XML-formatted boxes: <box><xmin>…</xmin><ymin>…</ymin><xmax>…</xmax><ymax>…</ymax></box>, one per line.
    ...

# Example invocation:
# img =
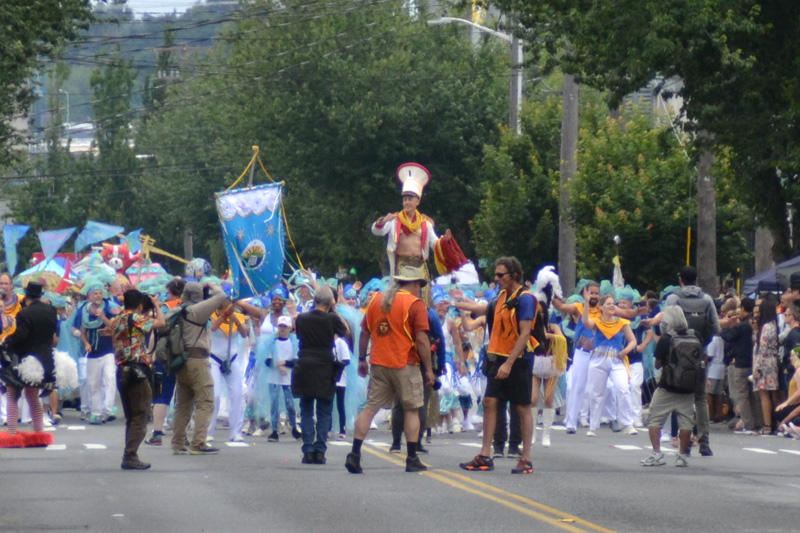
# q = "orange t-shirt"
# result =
<box><xmin>363</xmin><ymin>290</ymin><xmax>429</xmax><ymax>369</ymax></box>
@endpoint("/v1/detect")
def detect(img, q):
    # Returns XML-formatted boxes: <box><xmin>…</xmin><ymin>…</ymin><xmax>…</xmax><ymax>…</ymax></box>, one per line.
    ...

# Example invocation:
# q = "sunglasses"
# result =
<box><xmin>494</xmin><ymin>272</ymin><xmax>510</xmax><ymax>279</ymax></box>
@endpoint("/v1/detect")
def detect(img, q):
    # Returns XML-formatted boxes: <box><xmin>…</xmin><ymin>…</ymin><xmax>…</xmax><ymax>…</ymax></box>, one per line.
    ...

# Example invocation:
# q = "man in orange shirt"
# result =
<box><xmin>345</xmin><ymin>265</ymin><xmax>436</xmax><ymax>474</ymax></box>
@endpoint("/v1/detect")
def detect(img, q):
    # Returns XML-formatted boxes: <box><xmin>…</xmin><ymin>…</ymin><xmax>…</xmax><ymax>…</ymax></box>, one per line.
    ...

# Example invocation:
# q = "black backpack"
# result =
<box><xmin>661</xmin><ymin>332</ymin><xmax>707</xmax><ymax>392</ymax></box>
<box><xmin>677</xmin><ymin>293</ymin><xmax>712</xmax><ymax>347</ymax></box>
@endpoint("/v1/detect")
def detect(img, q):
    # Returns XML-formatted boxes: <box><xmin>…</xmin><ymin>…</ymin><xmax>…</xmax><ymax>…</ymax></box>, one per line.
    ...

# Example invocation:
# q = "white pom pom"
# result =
<box><xmin>17</xmin><ymin>355</ymin><xmax>45</xmax><ymax>386</ymax></box>
<box><xmin>535</xmin><ymin>266</ymin><xmax>564</xmax><ymax>300</ymax></box>
<box><xmin>54</xmin><ymin>350</ymin><xmax>79</xmax><ymax>390</ymax></box>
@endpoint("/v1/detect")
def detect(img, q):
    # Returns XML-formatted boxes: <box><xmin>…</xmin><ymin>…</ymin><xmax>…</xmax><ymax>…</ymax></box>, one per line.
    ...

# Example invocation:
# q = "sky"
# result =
<box><xmin>120</xmin><ymin>0</ymin><xmax>203</xmax><ymax>15</ymax></box>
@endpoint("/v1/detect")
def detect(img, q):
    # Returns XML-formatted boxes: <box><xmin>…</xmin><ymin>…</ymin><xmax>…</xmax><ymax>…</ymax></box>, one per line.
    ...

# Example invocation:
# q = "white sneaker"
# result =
<box><xmin>624</xmin><ymin>425</ymin><xmax>639</xmax><ymax>435</ymax></box>
<box><xmin>252</xmin><ymin>428</ymin><xmax>264</xmax><ymax>437</ymax></box>
<box><xmin>541</xmin><ymin>432</ymin><xmax>551</xmax><ymax>447</ymax></box>
<box><xmin>463</xmin><ymin>420</ymin><xmax>475</xmax><ymax>431</ymax></box>
<box><xmin>579</xmin><ymin>419</ymin><xmax>590</xmax><ymax>428</ymax></box>
<box><xmin>206</xmin><ymin>435</ymin><xmax>215</xmax><ymax>443</ymax></box>
<box><xmin>369</xmin><ymin>421</ymin><xmax>378</xmax><ymax>430</ymax></box>
<box><xmin>634</xmin><ymin>421</ymin><xmax>645</xmax><ymax>429</ymax></box>
<box><xmin>586</xmin><ymin>430</ymin><xmax>597</xmax><ymax>437</ymax></box>
<box><xmin>230</xmin><ymin>435</ymin><xmax>244</xmax><ymax>443</ymax></box>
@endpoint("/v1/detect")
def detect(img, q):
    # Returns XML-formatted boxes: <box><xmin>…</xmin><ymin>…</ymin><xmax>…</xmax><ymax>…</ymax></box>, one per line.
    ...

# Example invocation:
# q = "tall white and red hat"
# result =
<box><xmin>397</xmin><ymin>163</ymin><xmax>430</xmax><ymax>198</ymax></box>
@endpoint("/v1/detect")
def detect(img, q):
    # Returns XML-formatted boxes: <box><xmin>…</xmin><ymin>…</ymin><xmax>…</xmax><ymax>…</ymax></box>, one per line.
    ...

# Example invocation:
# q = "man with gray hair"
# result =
<box><xmin>171</xmin><ymin>281</ymin><xmax>227</xmax><ymax>455</ymax></box>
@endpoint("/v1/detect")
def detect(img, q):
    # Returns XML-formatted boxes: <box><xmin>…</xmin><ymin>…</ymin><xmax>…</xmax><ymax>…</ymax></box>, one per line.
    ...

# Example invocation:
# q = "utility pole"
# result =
<box><xmin>509</xmin><ymin>36</ymin><xmax>523</xmax><ymax>135</ymax></box>
<box><xmin>558</xmin><ymin>74</ymin><xmax>579</xmax><ymax>294</ymax></box>
<box><xmin>696</xmin><ymin>147</ymin><xmax>717</xmax><ymax>294</ymax></box>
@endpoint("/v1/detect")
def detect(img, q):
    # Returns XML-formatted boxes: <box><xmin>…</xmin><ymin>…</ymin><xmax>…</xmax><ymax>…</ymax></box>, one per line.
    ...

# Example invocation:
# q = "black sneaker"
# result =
<box><xmin>506</xmin><ymin>445</ymin><xmax>522</xmax><ymax>458</ymax></box>
<box><xmin>145</xmin><ymin>431</ymin><xmax>164</xmax><ymax>446</ymax></box>
<box><xmin>302</xmin><ymin>452</ymin><xmax>315</xmax><ymax>464</ymax></box>
<box><xmin>389</xmin><ymin>441</ymin><xmax>402</xmax><ymax>454</ymax></box>
<box><xmin>313</xmin><ymin>452</ymin><xmax>326</xmax><ymax>465</ymax></box>
<box><xmin>699</xmin><ymin>443</ymin><xmax>713</xmax><ymax>457</ymax></box>
<box><xmin>492</xmin><ymin>445</ymin><xmax>504</xmax><ymax>459</ymax></box>
<box><xmin>609</xmin><ymin>420</ymin><xmax>622</xmax><ymax>433</ymax></box>
<box><xmin>190</xmin><ymin>445</ymin><xmax>219</xmax><ymax>455</ymax></box>
<box><xmin>291</xmin><ymin>428</ymin><xmax>302</xmax><ymax>440</ymax></box>
<box><xmin>267</xmin><ymin>431</ymin><xmax>279</xmax><ymax>442</ymax></box>
<box><xmin>459</xmin><ymin>455</ymin><xmax>494</xmax><ymax>472</ymax></box>
<box><xmin>345</xmin><ymin>452</ymin><xmax>362</xmax><ymax>473</ymax></box>
<box><xmin>405</xmin><ymin>455</ymin><xmax>427</xmax><ymax>472</ymax></box>
<box><xmin>121</xmin><ymin>459</ymin><xmax>151</xmax><ymax>470</ymax></box>
<box><xmin>416</xmin><ymin>443</ymin><xmax>429</xmax><ymax>455</ymax></box>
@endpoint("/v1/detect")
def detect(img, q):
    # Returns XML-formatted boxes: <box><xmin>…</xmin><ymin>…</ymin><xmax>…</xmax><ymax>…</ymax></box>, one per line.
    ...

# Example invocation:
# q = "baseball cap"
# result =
<box><xmin>277</xmin><ymin>315</ymin><xmax>292</xmax><ymax>328</ymax></box>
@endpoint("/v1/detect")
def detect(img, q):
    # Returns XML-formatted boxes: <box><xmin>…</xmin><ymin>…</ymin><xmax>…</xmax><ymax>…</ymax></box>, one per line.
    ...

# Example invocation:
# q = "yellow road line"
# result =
<box><xmin>361</xmin><ymin>445</ymin><xmax>613</xmax><ymax>533</ymax></box>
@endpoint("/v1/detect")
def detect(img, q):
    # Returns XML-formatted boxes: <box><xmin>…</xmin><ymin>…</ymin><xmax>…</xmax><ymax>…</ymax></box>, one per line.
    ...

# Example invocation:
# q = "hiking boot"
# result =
<box><xmin>675</xmin><ymin>454</ymin><xmax>688</xmax><ymax>467</ymax></box>
<box><xmin>492</xmin><ymin>445</ymin><xmax>504</xmax><ymax>459</ymax></box>
<box><xmin>405</xmin><ymin>455</ymin><xmax>427</xmax><ymax>472</ymax></box>
<box><xmin>511</xmin><ymin>459</ymin><xmax>534</xmax><ymax>474</ymax></box>
<box><xmin>190</xmin><ymin>445</ymin><xmax>219</xmax><ymax>455</ymax></box>
<box><xmin>699</xmin><ymin>443</ymin><xmax>713</xmax><ymax>456</ymax></box>
<box><xmin>459</xmin><ymin>455</ymin><xmax>494</xmax><ymax>472</ymax></box>
<box><xmin>121</xmin><ymin>458</ymin><xmax>151</xmax><ymax>470</ymax></box>
<box><xmin>302</xmin><ymin>452</ymin><xmax>315</xmax><ymax>464</ymax></box>
<box><xmin>640</xmin><ymin>452</ymin><xmax>666</xmax><ymax>466</ymax></box>
<box><xmin>291</xmin><ymin>428</ymin><xmax>302</xmax><ymax>440</ymax></box>
<box><xmin>267</xmin><ymin>431</ymin><xmax>279</xmax><ymax>442</ymax></box>
<box><xmin>345</xmin><ymin>452</ymin><xmax>363</xmax><ymax>473</ymax></box>
<box><xmin>145</xmin><ymin>431</ymin><xmax>164</xmax><ymax>446</ymax></box>
<box><xmin>389</xmin><ymin>441</ymin><xmax>402</xmax><ymax>454</ymax></box>
<box><xmin>506</xmin><ymin>445</ymin><xmax>522</xmax><ymax>458</ymax></box>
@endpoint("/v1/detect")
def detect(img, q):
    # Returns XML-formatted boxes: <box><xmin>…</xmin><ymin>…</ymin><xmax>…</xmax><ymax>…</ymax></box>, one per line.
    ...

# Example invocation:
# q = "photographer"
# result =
<box><xmin>111</xmin><ymin>289</ymin><xmax>164</xmax><ymax>470</ymax></box>
<box><xmin>170</xmin><ymin>281</ymin><xmax>227</xmax><ymax>455</ymax></box>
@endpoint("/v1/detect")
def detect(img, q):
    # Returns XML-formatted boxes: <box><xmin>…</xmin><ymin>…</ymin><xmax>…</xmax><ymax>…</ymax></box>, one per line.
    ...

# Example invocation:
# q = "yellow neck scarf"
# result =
<box><xmin>214</xmin><ymin>311</ymin><xmax>246</xmax><ymax>336</ymax></box>
<box><xmin>595</xmin><ymin>316</ymin><xmax>628</xmax><ymax>340</ymax></box>
<box><xmin>397</xmin><ymin>210</ymin><xmax>423</xmax><ymax>234</ymax></box>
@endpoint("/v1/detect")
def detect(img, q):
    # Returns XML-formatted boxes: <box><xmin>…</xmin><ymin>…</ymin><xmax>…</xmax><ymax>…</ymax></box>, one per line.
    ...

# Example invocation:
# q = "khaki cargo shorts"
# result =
<box><xmin>366</xmin><ymin>364</ymin><xmax>424</xmax><ymax>411</ymax></box>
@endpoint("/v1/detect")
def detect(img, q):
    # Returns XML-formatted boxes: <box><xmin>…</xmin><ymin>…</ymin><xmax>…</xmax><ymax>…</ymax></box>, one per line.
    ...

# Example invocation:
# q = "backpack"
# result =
<box><xmin>677</xmin><ymin>292</ymin><xmax>713</xmax><ymax>347</ymax></box>
<box><xmin>661</xmin><ymin>332</ymin><xmax>707</xmax><ymax>392</ymax></box>
<box><xmin>154</xmin><ymin>304</ymin><xmax>205</xmax><ymax>374</ymax></box>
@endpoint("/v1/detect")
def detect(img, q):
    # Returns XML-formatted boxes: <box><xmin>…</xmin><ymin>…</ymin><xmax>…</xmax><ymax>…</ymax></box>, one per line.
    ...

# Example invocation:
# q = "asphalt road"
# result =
<box><xmin>2</xmin><ymin>410</ymin><xmax>799</xmax><ymax>533</ymax></box>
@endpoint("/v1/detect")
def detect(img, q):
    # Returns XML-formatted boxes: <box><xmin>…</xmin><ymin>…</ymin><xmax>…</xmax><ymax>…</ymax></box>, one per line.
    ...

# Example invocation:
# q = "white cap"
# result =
<box><xmin>397</xmin><ymin>163</ymin><xmax>431</xmax><ymax>198</ymax></box>
<box><xmin>277</xmin><ymin>315</ymin><xmax>293</xmax><ymax>328</ymax></box>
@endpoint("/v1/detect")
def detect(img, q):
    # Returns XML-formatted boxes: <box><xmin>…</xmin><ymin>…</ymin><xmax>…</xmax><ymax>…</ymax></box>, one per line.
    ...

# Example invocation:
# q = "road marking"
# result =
<box><xmin>327</xmin><ymin>441</ymin><xmax>350</xmax><ymax>447</ymax></box>
<box><xmin>84</xmin><ymin>444</ymin><xmax>107</xmax><ymax>450</ymax></box>
<box><xmin>67</xmin><ymin>426</ymin><xmax>86</xmax><ymax>431</ymax></box>
<box><xmin>112</xmin><ymin>514</ymin><xmax>124</xmax><ymax>518</ymax></box>
<box><xmin>743</xmin><ymin>448</ymin><xmax>778</xmax><ymax>455</ymax></box>
<box><xmin>780</xmin><ymin>449</ymin><xmax>800</xmax><ymax>456</ymax></box>
<box><xmin>46</xmin><ymin>444</ymin><xmax>67</xmax><ymax>451</ymax></box>
<box><xmin>459</xmin><ymin>443</ymin><xmax>483</xmax><ymax>448</ymax></box>
<box><xmin>612</xmin><ymin>445</ymin><xmax>642</xmax><ymax>451</ymax></box>
<box><xmin>366</xmin><ymin>440</ymin><xmax>390</xmax><ymax>448</ymax></box>
<box><xmin>360</xmin><ymin>446</ymin><xmax>614</xmax><ymax>533</ymax></box>
<box><xmin>225</xmin><ymin>442</ymin><xmax>249</xmax><ymax>447</ymax></box>
<box><xmin>44</xmin><ymin>427</ymin><xmax>57</xmax><ymax>432</ymax></box>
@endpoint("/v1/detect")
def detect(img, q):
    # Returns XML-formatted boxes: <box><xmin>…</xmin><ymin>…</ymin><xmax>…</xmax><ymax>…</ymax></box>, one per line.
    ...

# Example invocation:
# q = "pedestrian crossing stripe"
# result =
<box><xmin>225</xmin><ymin>442</ymin><xmax>249</xmax><ymax>447</ymax></box>
<box><xmin>613</xmin><ymin>445</ymin><xmax>642</xmax><ymax>451</ymax></box>
<box><xmin>66</xmin><ymin>426</ymin><xmax>86</xmax><ymax>430</ymax></box>
<box><xmin>84</xmin><ymin>444</ymin><xmax>107</xmax><ymax>450</ymax></box>
<box><xmin>327</xmin><ymin>441</ymin><xmax>350</xmax><ymax>447</ymax></box>
<box><xmin>46</xmin><ymin>444</ymin><xmax>67</xmax><ymax>450</ymax></box>
<box><xmin>779</xmin><ymin>449</ymin><xmax>800</xmax><ymax>456</ymax></box>
<box><xmin>459</xmin><ymin>443</ymin><xmax>482</xmax><ymax>448</ymax></box>
<box><xmin>743</xmin><ymin>448</ymin><xmax>778</xmax><ymax>455</ymax></box>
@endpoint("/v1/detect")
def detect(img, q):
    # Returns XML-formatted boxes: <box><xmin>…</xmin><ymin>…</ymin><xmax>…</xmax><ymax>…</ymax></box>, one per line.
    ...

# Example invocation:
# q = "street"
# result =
<box><xmin>2</xmin><ymin>411</ymin><xmax>799</xmax><ymax>533</ymax></box>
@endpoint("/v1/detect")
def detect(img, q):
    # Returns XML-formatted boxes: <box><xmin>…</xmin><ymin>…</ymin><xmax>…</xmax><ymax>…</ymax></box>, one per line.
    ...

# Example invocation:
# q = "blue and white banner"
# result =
<box><xmin>75</xmin><ymin>221</ymin><xmax>125</xmax><ymax>252</ymax></box>
<box><xmin>38</xmin><ymin>227</ymin><xmax>76</xmax><ymax>263</ymax></box>
<box><xmin>3</xmin><ymin>224</ymin><xmax>30</xmax><ymax>275</ymax></box>
<box><xmin>215</xmin><ymin>183</ymin><xmax>285</xmax><ymax>299</ymax></box>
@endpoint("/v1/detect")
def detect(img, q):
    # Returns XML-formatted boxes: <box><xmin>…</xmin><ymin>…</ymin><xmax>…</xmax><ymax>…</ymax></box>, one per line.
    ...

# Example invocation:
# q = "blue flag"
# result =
<box><xmin>216</xmin><ymin>183</ymin><xmax>285</xmax><ymax>299</ymax></box>
<box><xmin>38</xmin><ymin>227</ymin><xmax>76</xmax><ymax>262</ymax></box>
<box><xmin>125</xmin><ymin>229</ymin><xmax>142</xmax><ymax>254</ymax></box>
<box><xmin>3</xmin><ymin>224</ymin><xmax>31</xmax><ymax>275</ymax></box>
<box><xmin>75</xmin><ymin>221</ymin><xmax>125</xmax><ymax>252</ymax></box>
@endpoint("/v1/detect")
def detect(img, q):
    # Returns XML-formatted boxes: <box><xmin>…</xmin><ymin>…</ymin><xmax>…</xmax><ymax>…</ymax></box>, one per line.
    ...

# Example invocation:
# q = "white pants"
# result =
<box><xmin>565</xmin><ymin>348</ymin><xmax>591</xmax><ymax>429</ymax></box>
<box><xmin>629</xmin><ymin>362</ymin><xmax>644</xmax><ymax>425</ymax></box>
<box><xmin>0</xmin><ymin>391</ymin><xmax>6</xmax><ymax>421</ymax></box>
<box><xmin>601</xmin><ymin>377</ymin><xmax>617</xmax><ymax>421</ymax></box>
<box><xmin>587</xmin><ymin>355</ymin><xmax>633</xmax><ymax>430</ymax></box>
<box><xmin>78</xmin><ymin>356</ymin><xmax>90</xmax><ymax>414</ymax></box>
<box><xmin>209</xmin><ymin>355</ymin><xmax>245</xmax><ymax>441</ymax></box>
<box><xmin>87</xmin><ymin>353</ymin><xmax>117</xmax><ymax>416</ymax></box>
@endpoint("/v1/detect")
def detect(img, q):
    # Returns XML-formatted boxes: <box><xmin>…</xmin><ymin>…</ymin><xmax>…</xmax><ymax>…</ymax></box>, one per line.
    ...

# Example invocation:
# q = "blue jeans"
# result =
<box><xmin>269</xmin><ymin>384</ymin><xmax>297</xmax><ymax>431</ymax></box>
<box><xmin>299</xmin><ymin>397</ymin><xmax>333</xmax><ymax>454</ymax></box>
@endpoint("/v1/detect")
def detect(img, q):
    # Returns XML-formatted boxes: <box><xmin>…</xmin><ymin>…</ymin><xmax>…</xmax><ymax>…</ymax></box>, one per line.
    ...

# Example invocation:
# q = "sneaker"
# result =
<box><xmin>121</xmin><ymin>459</ymin><xmax>151</xmax><ymax>470</ymax></box>
<box><xmin>230</xmin><ymin>435</ymin><xmax>244</xmax><ymax>443</ymax></box>
<box><xmin>105</xmin><ymin>414</ymin><xmax>116</xmax><ymax>423</ymax></box>
<box><xmin>416</xmin><ymin>443</ymin><xmax>429</xmax><ymax>455</ymax></box>
<box><xmin>345</xmin><ymin>452</ymin><xmax>363</xmax><ymax>473</ymax></box>
<box><xmin>675</xmin><ymin>454</ymin><xmax>688</xmax><ymax>467</ymax></box>
<box><xmin>609</xmin><ymin>420</ymin><xmax>622</xmax><ymax>433</ymax></box>
<box><xmin>640</xmin><ymin>452</ymin><xmax>666</xmax><ymax>466</ymax></box>
<box><xmin>88</xmin><ymin>414</ymin><xmax>101</xmax><ymax>425</ymax></box>
<box><xmin>206</xmin><ymin>435</ymin><xmax>215</xmax><ymax>443</ymax></box>
<box><xmin>425</xmin><ymin>434</ymin><xmax>432</xmax><ymax>444</ymax></box>
<box><xmin>302</xmin><ymin>452</ymin><xmax>315</xmax><ymax>464</ymax></box>
<box><xmin>579</xmin><ymin>418</ymin><xmax>589</xmax><ymax>428</ymax></box>
<box><xmin>405</xmin><ymin>455</ymin><xmax>427</xmax><ymax>472</ymax></box>
<box><xmin>389</xmin><ymin>442</ymin><xmax>402</xmax><ymax>454</ymax></box>
<box><xmin>492</xmin><ymin>445</ymin><xmax>504</xmax><ymax>459</ymax></box>
<box><xmin>313</xmin><ymin>452</ymin><xmax>326</xmax><ymax>465</ymax></box>
<box><xmin>172</xmin><ymin>448</ymin><xmax>188</xmax><ymax>455</ymax></box>
<box><xmin>511</xmin><ymin>459</ymin><xmax>534</xmax><ymax>474</ymax></box>
<box><xmin>52</xmin><ymin>413</ymin><xmax>62</xmax><ymax>425</ymax></box>
<box><xmin>459</xmin><ymin>455</ymin><xmax>494</xmax><ymax>472</ymax></box>
<box><xmin>80</xmin><ymin>412</ymin><xmax>87</xmax><ymax>421</ymax></box>
<box><xmin>145</xmin><ymin>431</ymin><xmax>164</xmax><ymax>446</ymax></box>
<box><xmin>463</xmin><ymin>420</ymin><xmax>475</xmax><ymax>431</ymax></box>
<box><xmin>252</xmin><ymin>428</ymin><xmax>264</xmax><ymax>437</ymax></box>
<box><xmin>541</xmin><ymin>433</ymin><xmax>551</xmax><ymax>448</ymax></box>
<box><xmin>734</xmin><ymin>428</ymin><xmax>755</xmax><ymax>435</ymax></box>
<box><xmin>292</xmin><ymin>428</ymin><xmax>302</xmax><ymax>440</ymax></box>
<box><xmin>190</xmin><ymin>445</ymin><xmax>220</xmax><ymax>455</ymax></box>
<box><xmin>506</xmin><ymin>445</ymin><xmax>522</xmax><ymax>458</ymax></box>
<box><xmin>586</xmin><ymin>430</ymin><xmax>597</xmax><ymax>437</ymax></box>
<box><xmin>624</xmin><ymin>425</ymin><xmax>639</xmax><ymax>436</ymax></box>
<box><xmin>267</xmin><ymin>431</ymin><xmax>279</xmax><ymax>442</ymax></box>
<box><xmin>699</xmin><ymin>443</ymin><xmax>713</xmax><ymax>456</ymax></box>
<box><xmin>566</xmin><ymin>427</ymin><xmax>577</xmax><ymax>434</ymax></box>
<box><xmin>337</xmin><ymin>432</ymin><xmax>347</xmax><ymax>441</ymax></box>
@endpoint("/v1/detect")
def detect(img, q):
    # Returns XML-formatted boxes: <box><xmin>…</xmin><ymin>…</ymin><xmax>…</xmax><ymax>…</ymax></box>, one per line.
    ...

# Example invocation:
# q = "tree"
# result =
<box><xmin>0</xmin><ymin>0</ymin><xmax>93</xmax><ymax>166</ymax></box>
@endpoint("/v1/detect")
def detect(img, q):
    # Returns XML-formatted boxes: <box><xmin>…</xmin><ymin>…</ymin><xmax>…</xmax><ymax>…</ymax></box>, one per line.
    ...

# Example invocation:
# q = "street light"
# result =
<box><xmin>427</xmin><ymin>17</ymin><xmax>523</xmax><ymax>134</ymax></box>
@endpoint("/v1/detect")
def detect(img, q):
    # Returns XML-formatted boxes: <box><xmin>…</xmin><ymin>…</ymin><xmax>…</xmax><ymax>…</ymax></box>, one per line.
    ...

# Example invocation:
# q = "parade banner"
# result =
<box><xmin>215</xmin><ymin>183</ymin><xmax>285</xmax><ymax>299</ymax></box>
<box><xmin>125</xmin><ymin>229</ymin><xmax>142</xmax><ymax>254</ymax></box>
<box><xmin>75</xmin><ymin>221</ymin><xmax>125</xmax><ymax>252</ymax></box>
<box><xmin>3</xmin><ymin>224</ymin><xmax>30</xmax><ymax>275</ymax></box>
<box><xmin>38</xmin><ymin>227</ymin><xmax>76</xmax><ymax>263</ymax></box>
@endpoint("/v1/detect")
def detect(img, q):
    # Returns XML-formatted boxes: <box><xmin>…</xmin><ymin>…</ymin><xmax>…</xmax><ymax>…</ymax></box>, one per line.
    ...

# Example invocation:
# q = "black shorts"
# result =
<box><xmin>484</xmin><ymin>356</ymin><xmax>533</xmax><ymax>406</ymax></box>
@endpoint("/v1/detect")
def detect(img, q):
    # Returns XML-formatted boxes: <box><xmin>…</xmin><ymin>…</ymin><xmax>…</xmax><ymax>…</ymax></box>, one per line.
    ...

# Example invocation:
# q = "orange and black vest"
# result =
<box><xmin>366</xmin><ymin>290</ymin><xmax>423</xmax><ymax>368</ymax></box>
<box><xmin>487</xmin><ymin>286</ymin><xmax>543</xmax><ymax>357</ymax></box>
